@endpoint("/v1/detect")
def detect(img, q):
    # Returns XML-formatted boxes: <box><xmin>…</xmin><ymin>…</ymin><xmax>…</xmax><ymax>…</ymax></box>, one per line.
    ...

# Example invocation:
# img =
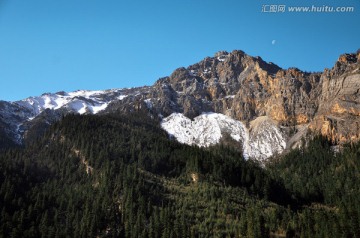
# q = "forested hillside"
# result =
<box><xmin>0</xmin><ymin>113</ymin><xmax>359</xmax><ymax>237</ymax></box>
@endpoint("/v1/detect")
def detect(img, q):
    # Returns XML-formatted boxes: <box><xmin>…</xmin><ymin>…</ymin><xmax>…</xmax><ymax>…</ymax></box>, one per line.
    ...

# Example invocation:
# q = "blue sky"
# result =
<box><xmin>0</xmin><ymin>0</ymin><xmax>359</xmax><ymax>101</ymax></box>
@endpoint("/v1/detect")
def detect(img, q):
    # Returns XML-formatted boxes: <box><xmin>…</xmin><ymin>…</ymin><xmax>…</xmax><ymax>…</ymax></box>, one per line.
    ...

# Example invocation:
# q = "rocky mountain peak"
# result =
<box><xmin>214</xmin><ymin>50</ymin><xmax>229</xmax><ymax>59</ymax></box>
<box><xmin>338</xmin><ymin>53</ymin><xmax>358</xmax><ymax>64</ymax></box>
<box><xmin>330</xmin><ymin>53</ymin><xmax>359</xmax><ymax>77</ymax></box>
<box><xmin>1</xmin><ymin>50</ymin><xmax>360</xmax><ymax>161</ymax></box>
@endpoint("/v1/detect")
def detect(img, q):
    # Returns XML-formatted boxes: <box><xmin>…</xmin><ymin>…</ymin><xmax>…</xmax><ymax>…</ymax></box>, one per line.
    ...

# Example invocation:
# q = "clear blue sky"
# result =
<box><xmin>0</xmin><ymin>0</ymin><xmax>359</xmax><ymax>101</ymax></box>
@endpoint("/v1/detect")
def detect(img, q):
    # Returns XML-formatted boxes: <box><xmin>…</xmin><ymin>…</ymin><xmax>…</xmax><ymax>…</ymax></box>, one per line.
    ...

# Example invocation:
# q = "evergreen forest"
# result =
<box><xmin>1</xmin><ymin>113</ymin><xmax>359</xmax><ymax>237</ymax></box>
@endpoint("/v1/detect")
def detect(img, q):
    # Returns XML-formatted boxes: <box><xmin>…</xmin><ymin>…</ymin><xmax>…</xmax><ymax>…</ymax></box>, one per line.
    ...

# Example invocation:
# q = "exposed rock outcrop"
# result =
<box><xmin>1</xmin><ymin>50</ymin><xmax>359</xmax><ymax>160</ymax></box>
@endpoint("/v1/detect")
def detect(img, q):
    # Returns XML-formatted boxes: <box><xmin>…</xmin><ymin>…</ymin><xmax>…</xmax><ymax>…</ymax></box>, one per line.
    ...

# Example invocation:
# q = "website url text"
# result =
<box><xmin>262</xmin><ymin>5</ymin><xmax>355</xmax><ymax>13</ymax></box>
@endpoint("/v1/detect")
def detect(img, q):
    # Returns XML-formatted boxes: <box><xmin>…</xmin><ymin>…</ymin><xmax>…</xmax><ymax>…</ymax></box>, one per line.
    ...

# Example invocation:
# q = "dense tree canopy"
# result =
<box><xmin>0</xmin><ymin>113</ymin><xmax>359</xmax><ymax>237</ymax></box>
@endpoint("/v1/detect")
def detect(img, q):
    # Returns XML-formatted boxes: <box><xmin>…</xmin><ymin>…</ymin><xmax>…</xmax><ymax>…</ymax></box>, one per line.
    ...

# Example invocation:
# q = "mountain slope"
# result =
<box><xmin>0</xmin><ymin>113</ymin><xmax>281</xmax><ymax>237</ymax></box>
<box><xmin>1</xmin><ymin>113</ymin><xmax>359</xmax><ymax>237</ymax></box>
<box><xmin>1</xmin><ymin>50</ymin><xmax>359</xmax><ymax>160</ymax></box>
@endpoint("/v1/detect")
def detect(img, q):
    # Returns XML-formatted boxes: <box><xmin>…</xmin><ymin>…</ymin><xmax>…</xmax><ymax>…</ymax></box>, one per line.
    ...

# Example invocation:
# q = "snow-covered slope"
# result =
<box><xmin>161</xmin><ymin>112</ymin><xmax>248</xmax><ymax>147</ymax></box>
<box><xmin>247</xmin><ymin>116</ymin><xmax>286</xmax><ymax>161</ymax></box>
<box><xmin>161</xmin><ymin>113</ymin><xmax>286</xmax><ymax>161</ymax></box>
<box><xmin>15</xmin><ymin>89</ymin><xmax>128</xmax><ymax>117</ymax></box>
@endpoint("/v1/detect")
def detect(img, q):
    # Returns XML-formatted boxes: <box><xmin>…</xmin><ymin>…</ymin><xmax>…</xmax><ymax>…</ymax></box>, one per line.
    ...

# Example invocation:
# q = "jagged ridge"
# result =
<box><xmin>1</xmin><ymin>49</ymin><xmax>359</xmax><ymax>160</ymax></box>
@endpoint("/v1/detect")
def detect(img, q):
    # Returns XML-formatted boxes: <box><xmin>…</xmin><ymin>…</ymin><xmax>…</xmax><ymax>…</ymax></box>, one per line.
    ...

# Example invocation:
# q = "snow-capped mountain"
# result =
<box><xmin>1</xmin><ymin>49</ymin><xmax>359</xmax><ymax>161</ymax></box>
<box><xmin>0</xmin><ymin>87</ymin><xmax>142</xmax><ymax>147</ymax></box>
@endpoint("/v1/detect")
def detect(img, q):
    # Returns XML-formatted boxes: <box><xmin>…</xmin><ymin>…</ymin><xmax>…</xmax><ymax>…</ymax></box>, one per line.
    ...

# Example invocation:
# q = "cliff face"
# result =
<box><xmin>311</xmin><ymin>52</ymin><xmax>360</xmax><ymax>143</ymax></box>
<box><xmin>130</xmin><ymin>50</ymin><xmax>322</xmax><ymax>124</ymax></box>
<box><xmin>1</xmin><ymin>50</ymin><xmax>360</xmax><ymax>160</ymax></box>
<box><xmin>125</xmin><ymin>50</ymin><xmax>359</xmax><ymax>144</ymax></box>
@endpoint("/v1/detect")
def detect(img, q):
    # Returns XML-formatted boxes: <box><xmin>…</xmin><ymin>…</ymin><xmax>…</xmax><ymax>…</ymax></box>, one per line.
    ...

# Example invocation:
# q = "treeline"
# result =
<box><xmin>0</xmin><ymin>113</ymin><xmax>359</xmax><ymax>237</ymax></box>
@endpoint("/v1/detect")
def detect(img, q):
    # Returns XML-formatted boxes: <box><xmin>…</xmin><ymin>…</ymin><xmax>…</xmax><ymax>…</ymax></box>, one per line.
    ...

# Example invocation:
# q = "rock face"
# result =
<box><xmin>311</xmin><ymin>53</ymin><xmax>360</xmax><ymax>143</ymax></box>
<box><xmin>123</xmin><ymin>50</ymin><xmax>323</xmax><ymax>127</ymax></box>
<box><xmin>139</xmin><ymin>50</ymin><xmax>359</xmax><ymax>151</ymax></box>
<box><xmin>1</xmin><ymin>50</ymin><xmax>359</xmax><ymax>160</ymax></box>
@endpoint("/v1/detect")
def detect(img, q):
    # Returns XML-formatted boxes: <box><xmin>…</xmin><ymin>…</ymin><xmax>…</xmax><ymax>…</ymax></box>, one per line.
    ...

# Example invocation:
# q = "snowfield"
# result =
<box><xmin>161</xmin><ymin>113</ymin><xmax>286</xmax><ymax>161</ymax></box>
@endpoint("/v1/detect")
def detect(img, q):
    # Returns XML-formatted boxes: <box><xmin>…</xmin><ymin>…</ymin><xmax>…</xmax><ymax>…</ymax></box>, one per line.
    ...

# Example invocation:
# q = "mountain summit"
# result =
<box><xmin>1</xmin><ymin>50</ymin><xmax>360</xmax><ymax>161</ymax></box>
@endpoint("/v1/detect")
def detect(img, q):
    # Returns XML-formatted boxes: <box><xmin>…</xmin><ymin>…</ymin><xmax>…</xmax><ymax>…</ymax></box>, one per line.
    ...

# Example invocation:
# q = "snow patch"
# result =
<box><xmin>217</xmin><ymin>56</ymin><xmax>227</xmax><ymax>62</ymax></box>
<box><xmin>117</xmin><ymin>95</ymin><xmax>128</xmax><ymax>100</ymax></box>
<box><xmin>144</xmin><ymin>99</ymin><xmax>153</xmax><ymax>109</ymax></box>
<box><xmin>68</xmin><ymin>100</ymin><xmax>87</xmax><ymax>114</ymax></box>
<box><xmin>203</xmin><ymin>67</ymin><xmax>212</xmax><ymax>74</ymax></box>
<box><xmin>189</xmin><ymin>69</ymin><xmax>198</xmax><ymax>76</ymax></box>
<box><xmin>68</xmin><ymin>90</ymin><xmax>104</xmax><ymax>98</ymax></box>
<box><xmin>91</xmin><ymin>103</ymin><xmax>109</xmax><ymax>114</ymax></box>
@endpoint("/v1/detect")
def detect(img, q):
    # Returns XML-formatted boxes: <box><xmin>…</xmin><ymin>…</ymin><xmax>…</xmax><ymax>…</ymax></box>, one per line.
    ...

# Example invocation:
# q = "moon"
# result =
<box><xmin>272</xmin><ymin>40</ymin><xmax>276</xmax><ymax>45</ymax></box>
